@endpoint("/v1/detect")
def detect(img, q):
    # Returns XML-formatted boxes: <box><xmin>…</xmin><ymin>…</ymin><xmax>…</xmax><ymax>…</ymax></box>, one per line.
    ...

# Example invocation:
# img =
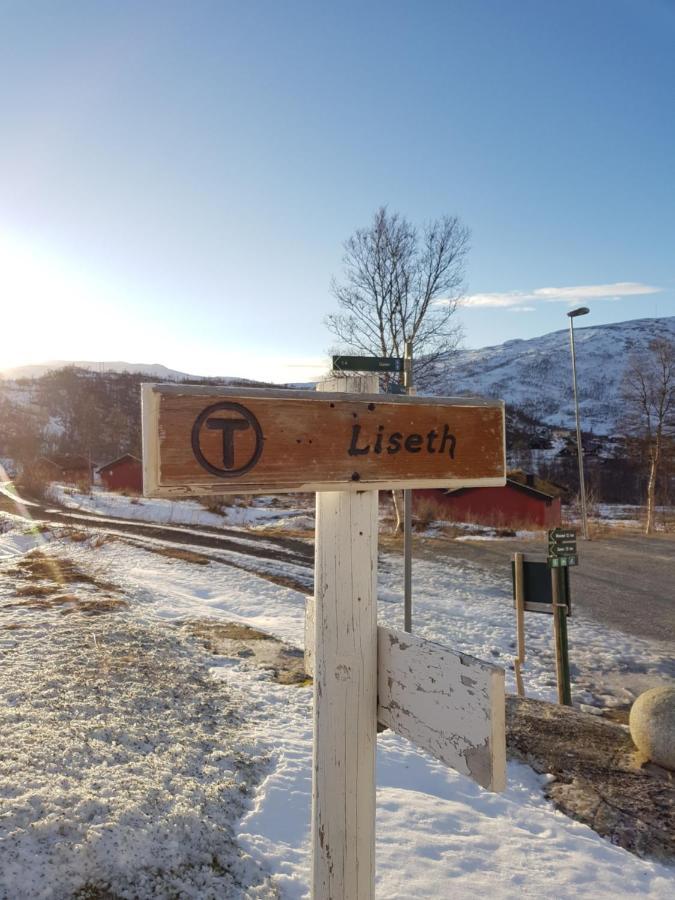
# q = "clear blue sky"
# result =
<box><xmin>1</xmin><ymin>0</ymin><xmax>673</xmax><ymax>380</ymax></box>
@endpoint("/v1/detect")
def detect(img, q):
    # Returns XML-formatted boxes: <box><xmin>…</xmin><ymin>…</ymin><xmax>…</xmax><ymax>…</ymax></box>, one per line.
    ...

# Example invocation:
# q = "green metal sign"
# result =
<box><xmin>547</xmin><ymin>527</ymin><xmax>578</xmax><ymax>566</ymax></box>
<box><xmin>549</xmin><ymin>555</ymin><xmax>578</xmax><ymax>568</ymax></box>
<box><xmin>332</xmin><ymin>355</ymin><xmax>404</xmax><ymax>373</ymax></box>
<box><xmin>511</xmin><ymin>559</ymin><xmax>571</xmax><ymax>615</ymax></box>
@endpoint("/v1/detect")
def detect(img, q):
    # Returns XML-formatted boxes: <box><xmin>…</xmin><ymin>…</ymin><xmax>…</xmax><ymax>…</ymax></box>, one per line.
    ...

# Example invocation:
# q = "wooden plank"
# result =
<box><xmin>377</xmin><ymin>626</ymin><xmax>506</xmax><ymax>792</ymax></box>
<box><xmin>305</xmin><ymin>598</ymin><xmax>506</xmax><ymax>793</ymax></box>
<box><xmin>312</xmin><ymin>375</ymin><xmax>378</xmax><ymax>900</ymax></box>
<box><xmin>141</xmin><ymin>383</ymin><xmax>506</xmax><ymax>497</ymax></box>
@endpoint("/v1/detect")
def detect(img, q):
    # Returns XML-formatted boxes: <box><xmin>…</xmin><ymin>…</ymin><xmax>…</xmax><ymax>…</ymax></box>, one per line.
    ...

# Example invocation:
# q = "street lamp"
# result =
<box><xmin>567</xmin><ymin>306</ymin><xmax>590</xmax><ymax>539</ymax></box>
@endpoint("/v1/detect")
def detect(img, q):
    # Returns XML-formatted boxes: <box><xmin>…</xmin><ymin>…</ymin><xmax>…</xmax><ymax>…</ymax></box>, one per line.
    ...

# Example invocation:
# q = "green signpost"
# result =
<box><xmin>332</xmin><ymin>355</ymin><xmax>404</xmax><ymax>373</ymax></box>
<box><xmin>547</xmin><ymin>528</ymin><xmax>575</xmax><ymax>705</ymax></box>
<box><xmin>511</xmin><ymin>529</ymin><xmax>578</xmax><ymax>707</ymax></box>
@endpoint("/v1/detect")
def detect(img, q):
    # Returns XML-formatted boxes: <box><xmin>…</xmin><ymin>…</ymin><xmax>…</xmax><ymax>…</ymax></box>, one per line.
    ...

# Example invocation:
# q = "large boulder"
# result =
<box><xmin>629</xmin><ymin>686</ymin><xmax>675</xmax><ymax>771</ymax></box>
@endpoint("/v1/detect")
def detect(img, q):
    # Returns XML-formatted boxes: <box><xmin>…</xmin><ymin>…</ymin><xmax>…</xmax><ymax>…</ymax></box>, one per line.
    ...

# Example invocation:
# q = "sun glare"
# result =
<box><xmin>0</xmin><ymin>231</ymin><xmax>125</xmax><ymax>372</ymax></box>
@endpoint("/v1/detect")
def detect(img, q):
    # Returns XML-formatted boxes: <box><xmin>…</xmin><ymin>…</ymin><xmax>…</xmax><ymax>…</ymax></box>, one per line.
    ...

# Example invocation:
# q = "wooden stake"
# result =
<box><xmin>513</xmin><ymin>552</ymin><xmax>526</xmax><ymax>698</ymax></box>
<box><xmin>312</xmin><ymin>375</ymin><xmax>378</xmax><ymax>900</ymax></box>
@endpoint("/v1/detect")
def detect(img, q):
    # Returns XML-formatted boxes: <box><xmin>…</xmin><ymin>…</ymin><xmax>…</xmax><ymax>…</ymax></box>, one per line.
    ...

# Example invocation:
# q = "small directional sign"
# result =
<box><xmin>547</xmin><ymin>527</ymin><xmax>578</xmax><ymax>567</ymax></box>
<box><xmin>332</xmin><ymin>355</ymin><xmax>404</xmax><ymax>373</ymax></box>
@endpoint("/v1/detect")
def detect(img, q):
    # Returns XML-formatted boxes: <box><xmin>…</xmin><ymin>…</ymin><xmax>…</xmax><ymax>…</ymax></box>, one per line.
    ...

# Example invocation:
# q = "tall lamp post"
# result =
<box><xmin>567</xmin><ymin>306</ymin><xmax>590</xmax><ymax>539</ymax></box>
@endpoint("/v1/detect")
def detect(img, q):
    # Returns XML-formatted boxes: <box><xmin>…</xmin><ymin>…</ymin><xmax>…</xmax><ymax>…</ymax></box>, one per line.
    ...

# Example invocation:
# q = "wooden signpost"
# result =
<box><xmin>142</xmin><ymin>380</ymin><xmax>507</xmax><ymax>900</ymax></box>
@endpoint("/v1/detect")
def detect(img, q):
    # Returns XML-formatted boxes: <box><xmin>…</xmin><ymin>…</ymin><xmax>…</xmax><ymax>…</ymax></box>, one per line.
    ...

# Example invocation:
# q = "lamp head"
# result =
<box><xmin>567</xmin><ymin>307</ymin><xmax>590</xmax><ymax>319</ymax></box>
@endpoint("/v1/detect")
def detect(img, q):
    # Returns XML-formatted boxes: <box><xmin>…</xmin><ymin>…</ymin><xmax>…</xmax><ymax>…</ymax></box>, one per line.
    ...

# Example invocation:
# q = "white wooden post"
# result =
<box><xmin>312</xmin><ymin>374</ymin><xmax>379</xmax><ymax>900</ymax></box>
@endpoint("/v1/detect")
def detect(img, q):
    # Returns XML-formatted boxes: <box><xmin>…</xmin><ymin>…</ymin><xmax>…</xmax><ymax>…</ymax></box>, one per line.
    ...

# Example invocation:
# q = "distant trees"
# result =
<box><xmin>327</xmin><ymin>207</ymin><xmax>470</xmax><ymax>385</ymax></box>
<box><xmin>0</xmin><ymin>368</ymin><xmax>146</xmax><ymax>471</ymax></box>
<box><xmin>36</xmin><ymin>368</ymin><xmax>142</xmax><ymax>462</ymax></box>
<box><xmin>621</xmin><ymin>338</ymin><xmax>675</xmax><ymax>534</ymax></box>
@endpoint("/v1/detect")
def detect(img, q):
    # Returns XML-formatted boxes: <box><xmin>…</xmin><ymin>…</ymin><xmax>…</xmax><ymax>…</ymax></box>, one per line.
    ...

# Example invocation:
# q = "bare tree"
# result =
<box><xmin>621</xmin><ymin>337</ymin><xmax>675</xmax><ymax>534</ymax></box>
<box><xmin>327</xmin><ymin>207</ymin><xmax>469</xmax><ymax>384</ymax></box>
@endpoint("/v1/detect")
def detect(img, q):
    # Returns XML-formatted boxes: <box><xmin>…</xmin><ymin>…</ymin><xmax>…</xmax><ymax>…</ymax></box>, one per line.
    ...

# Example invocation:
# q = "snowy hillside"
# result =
<box><xmin>429</xmin><ymin>316</ymin><xmax>675</xmax><ymax>435</ymax></box>
<box><xmin>0</xmin><ymin>360</ymin><xmax>197</xmax><ymax>381</ymax></box>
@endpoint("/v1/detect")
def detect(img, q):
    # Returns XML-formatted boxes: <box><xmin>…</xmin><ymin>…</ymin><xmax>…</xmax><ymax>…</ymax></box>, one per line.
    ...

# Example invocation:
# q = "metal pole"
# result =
<box><xmin>550</xmin><ymin>566</ymin><xmax>572</xmax><ymax>705</ymax></box>
<box><xmin>568</xmin><ymin>318</ymin><xmax>589</xmax><ymax>540</ymax></box>
<box><xmin>403</xmin><ymin>340</ymin><xmax>413</xmax><ymax>633</ymax></box>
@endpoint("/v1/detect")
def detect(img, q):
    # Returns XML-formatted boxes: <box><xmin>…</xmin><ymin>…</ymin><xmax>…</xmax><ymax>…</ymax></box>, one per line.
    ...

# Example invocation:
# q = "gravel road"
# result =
<box><xmin>414</xmin><ymin>532</ymin><xmax>675</xmax><ymax>644</ymax></box>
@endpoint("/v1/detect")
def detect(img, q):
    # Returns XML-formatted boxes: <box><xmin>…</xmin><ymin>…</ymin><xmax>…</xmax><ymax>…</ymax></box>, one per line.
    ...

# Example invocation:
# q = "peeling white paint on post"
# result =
<box><xmin>377</xmin><ymin>626</ymin><xmax>506</xmax><ymax>792</ymax></box>
<box><xmin>304</xmin><ymin>596</ymin><xmax>315</xmax><ymax>678</ymax></box>
<box><xmin>312</xmin><ymin>375</ymin><xmax>379</xmax><ymax>900</ymax></box>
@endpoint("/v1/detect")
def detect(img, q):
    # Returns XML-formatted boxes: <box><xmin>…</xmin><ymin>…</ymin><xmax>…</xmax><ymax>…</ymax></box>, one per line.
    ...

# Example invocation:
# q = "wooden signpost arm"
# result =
<box><xmin>312</xmin><ymin>374</ymin><xmax>379</xmax><ymax>900</ymax></box>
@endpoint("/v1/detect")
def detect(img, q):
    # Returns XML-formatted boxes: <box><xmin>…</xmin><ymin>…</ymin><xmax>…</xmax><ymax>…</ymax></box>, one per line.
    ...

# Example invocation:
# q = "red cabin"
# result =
<box><xmin>415</xmin><ymin>473</ymin><xmax>562</xmax><ymax>530</ymax></box>
<box><xmin>97</xmin><ymin>454</ymin><xmax>143</xmax><ymax>494</ymax></box>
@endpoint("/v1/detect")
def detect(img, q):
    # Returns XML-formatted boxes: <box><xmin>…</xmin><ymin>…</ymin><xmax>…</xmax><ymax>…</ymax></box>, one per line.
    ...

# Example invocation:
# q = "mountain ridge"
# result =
<box><xmin>429</xmin><ymin>315</ymin><xmax>675</xmax><ymax>435</ymax></box>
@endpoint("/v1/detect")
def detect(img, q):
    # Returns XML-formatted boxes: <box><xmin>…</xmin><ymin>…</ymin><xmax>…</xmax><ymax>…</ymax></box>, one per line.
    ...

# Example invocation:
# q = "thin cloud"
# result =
<box><xmin>456</xmin><ymin>281</ymin><xmax>661</xmax><ymax>309</ymax></box>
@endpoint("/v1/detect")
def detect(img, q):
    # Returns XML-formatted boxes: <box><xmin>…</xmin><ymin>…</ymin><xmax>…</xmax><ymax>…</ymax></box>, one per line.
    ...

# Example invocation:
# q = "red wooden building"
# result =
<box><xmin>97</xmin><ymin>454</ymin><xmax>143</xmax><ymax>494</ymax></box>
<box><xmin>415</xmin><ymin>473</ymin><xmax>562</xmax><ymax>529</ymax></box>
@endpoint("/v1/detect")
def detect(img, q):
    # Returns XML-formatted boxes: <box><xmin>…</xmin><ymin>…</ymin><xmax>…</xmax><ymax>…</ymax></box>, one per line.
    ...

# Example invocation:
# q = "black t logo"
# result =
<box><xmin>191</xmin><ymin>402</ymin><xmax>263</xmax><ymax>477</ymax></box>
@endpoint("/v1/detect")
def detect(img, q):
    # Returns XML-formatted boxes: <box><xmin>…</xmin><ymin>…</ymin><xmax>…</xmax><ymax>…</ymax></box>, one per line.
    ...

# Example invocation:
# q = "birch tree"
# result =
<box><xmin>327</xmin><ymin>207</ymin><xmax>469</xmax><ymax>385</ymax></box>
<box><xmin>327</xmin><ymin>207</ymin><xmax>470</xmax><ymax>531</ymax></box>
<box><xmin>622</xmin><ymin>337</ymin><xmax>675</xmax><ymax>534</ymax></box>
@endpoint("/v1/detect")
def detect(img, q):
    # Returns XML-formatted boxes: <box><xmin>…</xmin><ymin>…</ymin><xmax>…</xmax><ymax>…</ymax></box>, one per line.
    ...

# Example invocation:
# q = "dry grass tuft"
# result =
<box><xmin>12</xmin><ymin>551</ymin><xmax>117</xmax><ymax>591</ymax></box>
<box><xmin>5</xmin><ymin>591</ymin><xmax>128</xmax><ymax>616</ymax></box>
<box><xmin>15</xmin><ymin>584</ymin><xmax>57</xmax><ymax>598</ymax></box>
<box><xmin>183</xmin><ymin>620</ymin><xmax>274</xmax><ymax>645</ymax></box>
<box><xmin>150</xmin><ymin>547</ymin><xmax>212</xmax><ymax>565</ymax></box>
<box><xmin>63</xmin><ymin>528</ymin><xmax>90</xmax><ymax>542</ymax></box>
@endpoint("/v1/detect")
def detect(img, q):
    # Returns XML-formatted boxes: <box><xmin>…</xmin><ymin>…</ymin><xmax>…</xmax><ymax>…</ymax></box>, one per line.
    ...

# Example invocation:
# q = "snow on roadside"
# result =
<box><xmin>48</xmin><ymin>484</ymin><xmax>311</xmax><ymax>529</ymax></box>
<box><xmin>376</xmin><ymin>553</ymin><xmax>674</xmax><ymax>708</ymax></box>
<box><xmin>0</xmin><ymin>525</ymin><xmax>673</xmax><ymax>898</ymax></box>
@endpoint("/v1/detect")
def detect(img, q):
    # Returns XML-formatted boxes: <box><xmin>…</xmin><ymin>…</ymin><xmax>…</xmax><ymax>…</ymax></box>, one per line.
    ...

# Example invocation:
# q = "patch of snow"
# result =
<box><xmin>1</xmin><ymin>522</ymin><xmax>673</xmax><ymax>897</ymax></box>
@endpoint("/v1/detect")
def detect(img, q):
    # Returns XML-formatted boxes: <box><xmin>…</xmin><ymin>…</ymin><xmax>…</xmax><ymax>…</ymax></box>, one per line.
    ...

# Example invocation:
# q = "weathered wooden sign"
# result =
<box><xmin>378</xmin><ymin>627</ymin><xmax>505</xmax><ymax>791</ymax></box>
<box><xmin>142</xmin><ymin>384</ymin><xmax>505</xmax><ymax>497</ymax></box>
<box><xmin>304</xmin><ymin>601</ymin><xmax>506</xmax><ymax>792</ymax></box>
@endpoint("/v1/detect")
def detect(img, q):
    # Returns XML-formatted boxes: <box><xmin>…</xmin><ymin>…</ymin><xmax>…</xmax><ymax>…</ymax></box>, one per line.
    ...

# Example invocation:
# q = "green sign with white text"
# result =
<box><xmin>332</xmin><ymin>355</ymin><xmax>404</xmax><ymax>373</ymax></box>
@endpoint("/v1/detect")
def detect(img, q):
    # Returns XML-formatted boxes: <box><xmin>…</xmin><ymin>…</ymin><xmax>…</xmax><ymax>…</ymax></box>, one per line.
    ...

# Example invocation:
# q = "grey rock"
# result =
<box><xmin>629</xmin><ymin>686</ymin><xmax>675</xmax><ymax>771</ymax></box>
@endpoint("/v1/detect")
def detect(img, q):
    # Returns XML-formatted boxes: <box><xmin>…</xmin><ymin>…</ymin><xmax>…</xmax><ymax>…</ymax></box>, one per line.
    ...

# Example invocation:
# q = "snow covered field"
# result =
<box><xmin>0</xmin><ymin>512</ymin><xmax>673</xmax><ymax>898</ymax></box>
<box><xmin>48</xmin><ymin>484</ymin><xmax>314</xmax><ymax>531</ymax></box>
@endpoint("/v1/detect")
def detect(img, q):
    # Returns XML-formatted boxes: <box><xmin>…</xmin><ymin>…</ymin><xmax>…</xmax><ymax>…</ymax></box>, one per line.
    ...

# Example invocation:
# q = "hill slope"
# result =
<box><xmin>0</xmin><ymin>361</ymin><xmax>198</xmax><ymax>381</ymax></box>
<box><xmin>430</xmin><ymin>316</ymin><xmax>675</xmax><ymax>435</ymax></box>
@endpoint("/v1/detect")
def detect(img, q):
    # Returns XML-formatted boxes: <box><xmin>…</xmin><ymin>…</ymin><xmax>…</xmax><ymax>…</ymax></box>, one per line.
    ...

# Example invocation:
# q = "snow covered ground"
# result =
<box><xmin>49</xmin><ymin>484</ymin><xmax>314</xmax><ymax>531</ymax></box>
<box><xmin>0</xmin><ymin>515</ymin><xmax>673</xmax><ymax>898</ymax></box>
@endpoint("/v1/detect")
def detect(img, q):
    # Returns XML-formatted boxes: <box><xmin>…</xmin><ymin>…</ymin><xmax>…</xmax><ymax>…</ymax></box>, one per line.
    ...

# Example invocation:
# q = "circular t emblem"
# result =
<box><xmin>191</xmin><ymin>402</ymin><xmax>263</xmax><ymax>477</ymax></box>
